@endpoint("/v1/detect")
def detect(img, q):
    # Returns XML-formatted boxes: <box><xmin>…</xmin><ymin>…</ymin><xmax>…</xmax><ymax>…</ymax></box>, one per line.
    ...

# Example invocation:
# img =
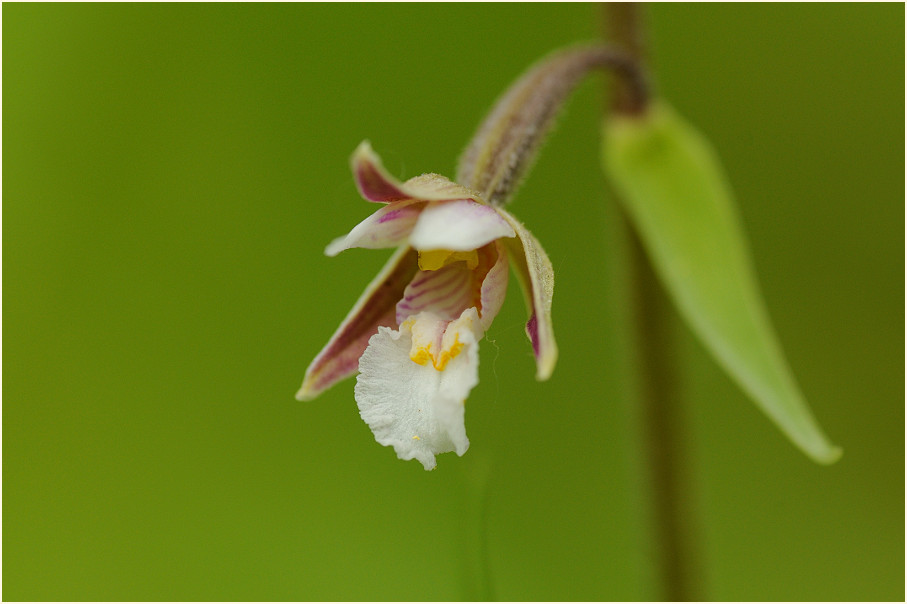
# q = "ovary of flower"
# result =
<box><xmin>297</xmin><ymin>141</ymin><xmax>558</xmax><ymax>470</ymax></box>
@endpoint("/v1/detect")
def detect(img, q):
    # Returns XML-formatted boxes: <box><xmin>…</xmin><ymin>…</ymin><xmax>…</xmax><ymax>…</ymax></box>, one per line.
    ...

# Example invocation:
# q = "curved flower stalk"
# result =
<box><xmin>297</xmin><ymin>142</ymin><xmax>557</xmax><ymax>470</ymax></box>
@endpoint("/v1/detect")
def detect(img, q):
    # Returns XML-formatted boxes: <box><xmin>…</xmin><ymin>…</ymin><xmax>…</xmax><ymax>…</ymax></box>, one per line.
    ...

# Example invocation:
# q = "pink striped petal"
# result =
<box><xmin>395</xmin><ymin>243</ymin><xmax>508</xmax><ymax>331</ymax></box>
<box><xmin>396</xmin><ymin>259</ymin><xmax>477</xmax><ymax>325</ymax></box>
<box><xmin>497</xmin><ymin>208</ymin><xmax>558</xmax><ymax>381</ymax></box>
<box><xmin>325</xmin><ymin>199</ymin><xmax>426</xmax><ymax>256</ymax></box>
<box><xmin>297</xmin><ymin>246</ymin><xmax>418</xmax><ymax>400</ymax></box>
<box><xmin>409</xmin><ymin>200</ymin><xmax>516</xmax><ymax>252</ymax></box>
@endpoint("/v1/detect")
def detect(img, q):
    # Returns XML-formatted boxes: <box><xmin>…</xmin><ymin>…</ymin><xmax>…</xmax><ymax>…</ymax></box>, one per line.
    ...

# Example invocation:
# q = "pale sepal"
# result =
<box><xmin>401</xmin><ymin>173</ymin><xmax>484</xmax><ymax>203</ymax></box>
<box><xmin>296</xmin><ymin>246</ymin><xmax>418</xmax><ymax>401</ymax></box>
<box><xmin>351</xmin><ymin>141</ymin><xmax>412</xmax><ymax>203</ymax></box>
<box><xmin>352</xmin><ymin>141</ymin><xmax>487</xmax><ymax>204</ymax></box>
<box><xmin>497</xmin><ymin>208</ymin><xmax>558</xmax><ymax>380</ymax></box>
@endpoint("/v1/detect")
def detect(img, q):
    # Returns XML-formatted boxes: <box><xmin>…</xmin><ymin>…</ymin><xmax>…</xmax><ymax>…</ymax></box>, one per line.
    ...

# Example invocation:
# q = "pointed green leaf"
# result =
<box><xmin>602</xmin><ymin>101</ymin><xmax>841</xmax><ymax>464</ymax></box>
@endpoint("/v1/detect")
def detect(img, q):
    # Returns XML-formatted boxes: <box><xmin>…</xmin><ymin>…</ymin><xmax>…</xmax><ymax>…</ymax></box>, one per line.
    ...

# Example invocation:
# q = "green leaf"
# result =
<box><xmin>602</xmin><ymin>101</ymin><xmax>841</xmax><ymax>464</ymax></box>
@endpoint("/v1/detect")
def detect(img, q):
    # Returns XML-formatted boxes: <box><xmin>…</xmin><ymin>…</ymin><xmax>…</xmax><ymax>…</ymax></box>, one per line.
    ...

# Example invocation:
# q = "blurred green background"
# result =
<box><xmin>4</xmin><ymin>3</ymin><xmax>903</xmax><ymax>601</ymax></box>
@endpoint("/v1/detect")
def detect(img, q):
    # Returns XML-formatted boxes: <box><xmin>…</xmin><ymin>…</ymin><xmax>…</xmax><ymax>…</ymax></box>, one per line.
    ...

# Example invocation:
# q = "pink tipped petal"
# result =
<box><xmin>409</xmin><ymin>200</ymin><xmax>516</xmax><ymax>252</ymax></box>
<box><xmin>478</xmin><ymin>241</ymin><xmax>509</xmax><ymax>331</ymax></box>
<box><xmin>325</xmin><ymin>200</ymin><xmax>426</xmax><ymax>256</ymax></box>
<box><xmin>297</xmin><ymin>246</ymin><xmax>419</xmax><ymax>400</ymax></box>
<box><xmin>351</xmin><ymin>141</ymin><xmax>411</xmax><ymax>202</ymax></box>
<box><xmin>498</xmin><ymin>208</ymin><xmax>558</xmax><ymax>380</ymax></box>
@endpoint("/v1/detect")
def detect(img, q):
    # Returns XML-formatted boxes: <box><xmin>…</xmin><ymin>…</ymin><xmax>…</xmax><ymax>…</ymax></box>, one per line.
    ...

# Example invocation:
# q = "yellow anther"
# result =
<box><xmin>407</xmin><ymin>330</ymin><xmax>464</xmax><ymax>371</ymax></box>
<box><xmin>412</xmin><ymin>435</ymin><xmax>421</xmax><ymax>440</ymax></box>
<box><xmin>409</xmin><ymin>347</ymin><xmax>432</xmax><ymax>366</ymax></box>
<box><xmin>418</xmin><ymin>249</ymin><xmax>479</xmax><ymax>271</ymax></box>
<box><xmin>405</xmin><ymin>312</ymin><xmax>474</xmax><ymax>372</ymax></box>
<box><xmin>431</xmin><ymin>334</ymin><xmax>464</xmax><ymax>371</ymax></box>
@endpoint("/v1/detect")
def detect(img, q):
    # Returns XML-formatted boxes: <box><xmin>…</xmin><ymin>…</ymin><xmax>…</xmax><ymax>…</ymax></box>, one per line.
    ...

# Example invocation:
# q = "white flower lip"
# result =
<box><xmin>355</xmin><ymin>309</ymin><xmax>481</xmax><ymax>471</ymax></box>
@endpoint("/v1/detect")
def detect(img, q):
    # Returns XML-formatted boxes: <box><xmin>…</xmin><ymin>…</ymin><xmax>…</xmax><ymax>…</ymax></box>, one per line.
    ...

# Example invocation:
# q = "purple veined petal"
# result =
<box><xmin>351</xmin><ymin>141</ymin><xmax>412</xmax><ymax>203</ymax></box>
<box><xmin>297</xmin><ymin>246</ymin><xmax>419</xmax><ymax>401</ymax></box>
<box><xmin>497</xmin><ymin>208</ymin><xmax>558</xmax><ymax>381</ymax></box>
<box><xmin>325</xmin><ymin>199</ymin><xmax>426</xmax><ymax>257</ymax></box>
<box><xmin>395</xmin><ymin>243</ymin><xmax>507</xmax><ymax>329</ymax></box>
<box><xmin>395</xmin><ymin>258</ymin><xmax>476</xmax><ymax>325</ymax></box>
<box><xmin>409</xmin><ymin>199</ymin><xmax>516</xmax><ymax>252</ymax></box>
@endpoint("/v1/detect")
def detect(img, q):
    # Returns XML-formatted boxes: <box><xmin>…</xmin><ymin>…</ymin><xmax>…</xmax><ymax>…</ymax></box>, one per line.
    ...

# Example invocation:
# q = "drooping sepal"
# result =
<box><xmin>296</xmin><ymin>246</ymin><xmax>418</xmax><ymax>400</ymax></box>
<box><xmin>497</xmin><ymin>208</ymin><xmax>558</xmax><ymax>381</ymax></box>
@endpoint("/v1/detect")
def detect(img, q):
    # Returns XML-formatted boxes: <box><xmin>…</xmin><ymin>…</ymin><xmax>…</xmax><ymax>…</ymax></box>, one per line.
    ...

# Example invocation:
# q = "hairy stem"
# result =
<box><xmin>602</xmin><ymin>3</ymin><xmax>701</xmax><ymax>600</ymax></box>
<box><xmin>457</xmin><ymin>44</ymin><xmax>648</xmax><ymax>207</ymax></box>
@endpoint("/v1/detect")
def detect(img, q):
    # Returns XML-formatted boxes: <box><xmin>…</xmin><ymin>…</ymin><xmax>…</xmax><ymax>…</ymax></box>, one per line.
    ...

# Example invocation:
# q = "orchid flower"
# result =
<box><xmin>296</xmin><ymin>142</ymin><xmax>556</xmax><ymax>470</ymax></box>
<box><xmin>297</xmin><ymin>45</ymin><xmax>642</xmax><ymax>470</ymax></box>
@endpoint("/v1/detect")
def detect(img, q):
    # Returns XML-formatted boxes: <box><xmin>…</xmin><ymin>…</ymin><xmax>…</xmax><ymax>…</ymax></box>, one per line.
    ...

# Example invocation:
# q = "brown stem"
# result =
<box><xmin>603</xmin><ymin>3</ymin><xmax>649</xmax><ymax>115</ymax></box>
<box><xmin>602</xmin><ymin>3</ymin><xmax>701</xmax><ymax>601</ymax></box>
<box><xmin>626</xmin><ymin>225</ymin><xmax>700</xmax><ymax>601</ymax></box>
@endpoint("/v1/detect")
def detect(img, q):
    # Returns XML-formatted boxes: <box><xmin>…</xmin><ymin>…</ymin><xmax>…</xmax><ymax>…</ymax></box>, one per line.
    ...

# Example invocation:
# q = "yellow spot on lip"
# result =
<box><xmin>404</xmin><ymin>312</ymin><xmax>475</xmax><ymax>371</ymax></box>
<box><xmin>412</xmin><ymin>435</ymin><xmax>421</xmax><ymax>440</ymax></box>
<box><xmin>409</xmin><ymin>333</ymin><xmax>463</xmax><ymax>370</ymax></box>
<box><xmin>433</xmin><ymin>334</ymin><xmax>463</xmax><ymax>370</ymax></box>
<box><xmin>410</xmin><ymin>347</ymin><xmax>432</xmax><ymax>366</ymax></box>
